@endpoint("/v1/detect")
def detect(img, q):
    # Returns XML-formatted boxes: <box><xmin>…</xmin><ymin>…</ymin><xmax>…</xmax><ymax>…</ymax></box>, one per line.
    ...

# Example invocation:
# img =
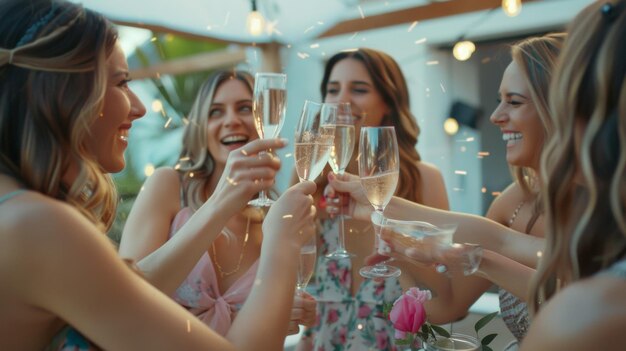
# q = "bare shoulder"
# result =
<box><xmin>416</xmin><ymin>161</ymin><xmax>449</xmax><ymax>210</ymax></box>
<box><xmin>0</xmin><ymin>192</ymin><xmax>115</xmax><ymax>296</ymax></box>
<box><xmin>134</xmin><ymin>167</ymin><xmax>181</xmax><ymax>212</ymax></box>
<box><xmin>485</xmin><ymin>182</ymin><xmax>524</xmax><ymax>224</ymax></box>
<box><xmin>522</xmin><ymin>276</ymin><xmax>626</xmax><ymax>351</ymax></box>
<box><xmin>416</xmin><ymin>161</ymin><xmax>443</xmax><ymax>179</ymax></box>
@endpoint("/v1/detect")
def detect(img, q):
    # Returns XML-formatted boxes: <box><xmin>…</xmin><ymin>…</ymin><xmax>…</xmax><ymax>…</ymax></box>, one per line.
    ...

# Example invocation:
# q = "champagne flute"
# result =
<box><xmin>294</xmin><ymin>101</ymin><xmax>336</xmax><ymax>182</ymax></box>
<box><xmin>248</xmin><ymin>72</ymin><xmax>287</xmax><ymax>207</ymax></box>
<box><xmin>358</xmin><ymin>126</ymin><xmax>401</xmax><ymax>278</ymax></box>
<box><xmin>296</xmin><ymin>235</ymin><xmax>317</xmax><ymax>295</ymax></box>
<box><xmin>325</xmin><ymin>102</ymin><xmax>356</xmax><ymax>259</ymax></box>
<box><xmin>294</xmin><ymin>100</ymin><xmax>336</xmax><ymax>292</ymax></box>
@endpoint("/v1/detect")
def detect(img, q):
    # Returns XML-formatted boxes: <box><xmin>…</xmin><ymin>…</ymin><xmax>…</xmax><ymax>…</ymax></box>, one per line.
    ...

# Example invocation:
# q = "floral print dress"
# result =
<box><xmin>299</xmin><ymin>219</ymin><xmax>402</xmax><ymax>351</ymax></box>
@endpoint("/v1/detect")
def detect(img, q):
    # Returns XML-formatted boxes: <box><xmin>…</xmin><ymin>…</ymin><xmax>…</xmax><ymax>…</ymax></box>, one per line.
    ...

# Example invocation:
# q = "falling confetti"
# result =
<box><xmin>303</xmin><ymin>26</ymin><xmax>315</xmax><ymax>34</ymax></box>
<box><xmin>415</xmin><ymin>37</ymin><xmax>427</xmax><ymax>45</ymax></box>
<box><xmin>310</xmin><ymin>43</ymin><xmax>320</xmax><ymax>49</ymax></box>
<box><xmin>454</xmin><ymin>170</ymin><xmax>467</xmax><ymax>175</ymax></box>
<box><xmin>297</xmin><ymin>52</ymin><xmax>310</xmax><ymax>59</ymax></box>
<box><xmin>426</xmin><ymin>60</ymin><xmax>439</xmax><ymax>65</ymax></box>
<box><xmin>282</xmin><ymin>214</ymin><xmax>293</xmax><ymax>219</ymax></box>
<box><xmin>164</xmin><ymin>117</ymin><xmax>172</xmax><ymax>129</ymax></box>
<box><xmin>358</xmin><ymin>5</ymin><xmax>365</xmax><ymax>19</ymax></box>
<box><xmin>440</xmin><ymin>82</ymin><xmax>446</xmax><ymax>93</ymax></box>
<box><xmin>481</xmin><ymin>187</ymin><xmax>487</xmax><ymax>193</ymax></box>
<box><xmin>187</xmin><ymin>319</ymin><xmax>191</xmax><ymax>333</ymax></box>
<box><xmin>407</xmin><ymin>21</ymin><xmax>418</xmax><ymax>32</ymax></box>
<box><xmin>349</xmin><ymin>32</ymin><xmax>359</xmax><ymax>40</ymax></box>
<box><xmin>491</xmin><ymin>191</ymin><xmax>501</xmax><ymax>196</ymax></box>
<box><xmin>478</xmin><ymin>151</ymin><xmax>490</xmax><ymax>157</ymax></box>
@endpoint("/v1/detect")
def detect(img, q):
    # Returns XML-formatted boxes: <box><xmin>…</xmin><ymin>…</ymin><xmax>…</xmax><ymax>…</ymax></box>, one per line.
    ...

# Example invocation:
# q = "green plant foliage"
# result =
<box><xmin>474</xmin><ymin>311</ymin><xmax>498</xmax><ymax>333</ymax></box>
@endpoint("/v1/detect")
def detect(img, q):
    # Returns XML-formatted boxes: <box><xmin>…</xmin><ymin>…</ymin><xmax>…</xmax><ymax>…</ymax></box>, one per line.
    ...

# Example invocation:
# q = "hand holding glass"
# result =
<box><xmin>249</xmin><ymin>72</ymin><xmax>287</xmax><ymax>207</ymax></box>
<box><xmin>377</xmin><ymin>216</ymin><xmax>483</xmax><ymax>276</ymax></box>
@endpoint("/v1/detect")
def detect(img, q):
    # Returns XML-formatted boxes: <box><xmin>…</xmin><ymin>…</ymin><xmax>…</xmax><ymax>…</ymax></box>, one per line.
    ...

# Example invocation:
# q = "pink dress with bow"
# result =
<box><xmin>169</xmin><ymin>207</ymin><xmax>259</xmax><ymax>336</ymax></box>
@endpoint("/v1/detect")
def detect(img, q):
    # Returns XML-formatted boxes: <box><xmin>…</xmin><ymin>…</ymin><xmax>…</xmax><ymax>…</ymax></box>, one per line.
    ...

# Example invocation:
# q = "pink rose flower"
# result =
<box><xmin>388</xmin><ymin>288</ymin><xmax>431</xmax><ymax>339</ymax></box>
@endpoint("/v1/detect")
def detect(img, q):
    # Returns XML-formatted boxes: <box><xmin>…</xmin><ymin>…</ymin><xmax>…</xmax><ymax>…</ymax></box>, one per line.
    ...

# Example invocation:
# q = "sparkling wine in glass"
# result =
<box><xmin>294</xmin><ymin>101</ymin><xmax>336</xmax><ymax>182</ymax></box>
<box><xmin>296</xmin><ymin>236</ymin><xmax>317</xmax><ymax>294</ymax></box>
<box><xmin>358</xmin><ymin>126</ymin><xmax>401</xmax><ymax>279</ymax></box>
<box><xmin>249</xmin><ymin>72</ymin><xmax>287</xmax><ymax>207</ymax></box>
<box><xmin>326</xmin><ymin>102</ymin><xmax>356</xmax><ymax>260</ymax></box>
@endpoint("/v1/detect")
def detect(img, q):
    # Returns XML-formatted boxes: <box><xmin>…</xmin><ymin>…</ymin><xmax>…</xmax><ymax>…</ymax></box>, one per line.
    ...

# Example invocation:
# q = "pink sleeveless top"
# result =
<box><xmin>169</xmin><ymin>207</ymin><xmax>259</xmax><ymax>336</ymax></box>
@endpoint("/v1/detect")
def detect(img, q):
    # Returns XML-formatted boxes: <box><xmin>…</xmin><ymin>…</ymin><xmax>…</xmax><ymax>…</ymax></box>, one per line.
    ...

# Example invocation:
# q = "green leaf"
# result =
<box><xmin>474</xmin><ymin>312</ymin><xmax>498</xmax><ymax>333</ymax></box>
<box><xmin>481</xmin><ymin>333</ymin><xmax>498</xmax><ymax>346</ymax></box>
<box><xmin>430</xmin><ymin>324</ymin><xmax>451</xmax><ymax>338</ymax></box>
<box><xmin>395</xmin><ymin>338</ymin><xmax>411</xmax><ymax>345</ymax></box>
<box><xmin>382</xmin><ymin>303</ymin><xmax>393</xmax><ymax>318</ymax></box>
<box><xmin>482</xmin><ymin>345</ymin><xmax>493</xmax><ymax>351</ymax></box>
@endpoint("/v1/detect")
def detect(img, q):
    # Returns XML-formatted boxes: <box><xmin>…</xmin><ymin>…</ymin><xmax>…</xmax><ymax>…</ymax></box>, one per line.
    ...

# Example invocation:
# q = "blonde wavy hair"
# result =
<box><xmin>509</xmin><ymin>33</ymin><xmax>565</xmax><ymax>201</ymax></box>
<box><xmin>175</xmin><ymin>70</ymin><xmax>255</xmax><ymax>210</ymax></box>
<box><xmin>0</xmin><ymin>0</ymin><xmax>119</xmax><ymax>231</ymax></box>
<box><xmin>530</xmin><ymin>0</ymin><xmax>626</xmax><ymax>312</ymax></box>
<box><xmin>320</xmin><ymin>48</ymin><xmax>422</xmax><ymax>203</ymax></box>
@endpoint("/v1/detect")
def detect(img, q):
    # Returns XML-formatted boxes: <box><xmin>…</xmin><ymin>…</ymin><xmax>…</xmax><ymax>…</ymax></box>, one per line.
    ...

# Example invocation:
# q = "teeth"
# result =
<box><xmin>222</xmin><ymin>135</ymin><xmax>248</xmax><ymax>143</ymax></box>
<box><xmin>502</xmin><ymin>133</ymin><xmax>523</xmax><ymax>141</ymax></box>
<box><xmin>119</xmin><ymin>129</ymin><xmax>129</xmax><ymax>142</ymax></box>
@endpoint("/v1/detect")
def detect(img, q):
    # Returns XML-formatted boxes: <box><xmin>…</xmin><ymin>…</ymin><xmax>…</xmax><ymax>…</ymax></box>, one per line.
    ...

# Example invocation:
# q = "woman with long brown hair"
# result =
<box><xmin>297</xmin><ymin>48</ymin><xmax>449</xmax><ymax>351</ymax></box>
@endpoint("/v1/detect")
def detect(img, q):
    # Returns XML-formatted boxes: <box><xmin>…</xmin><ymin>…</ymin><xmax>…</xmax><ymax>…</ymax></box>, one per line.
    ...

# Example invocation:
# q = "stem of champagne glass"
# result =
<box><xmin>337</xmin><ymin>212</ymin><xmax>346</xmax><ymax>252</ymax></box>
<box><xmin>372</xmin><ymin>210</ymin><xmax>389</xmax><ymax>273</ymax></box>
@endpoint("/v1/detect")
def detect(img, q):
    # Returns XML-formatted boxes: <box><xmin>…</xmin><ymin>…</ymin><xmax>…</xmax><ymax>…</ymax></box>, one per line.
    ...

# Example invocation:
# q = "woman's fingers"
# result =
<box><xmin>239</xmin><ymin>138</ymin><xmax>288</xmax><ymax>156</ymax></box>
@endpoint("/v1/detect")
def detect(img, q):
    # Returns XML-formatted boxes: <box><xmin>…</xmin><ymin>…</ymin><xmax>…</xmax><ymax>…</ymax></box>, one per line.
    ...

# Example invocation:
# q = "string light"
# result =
<box><xmin>444</xmin><ymin>117</ymin><xmax>459</xmax><ymax>135</ymax></box>
<box><xmin>502</xmin><ymin>0</ymin><xmax>522</xmax><ymax>17</ymax></box>
<box><xmin>246</xmin><ymin>0</ymin><xmax>265</xmax><ymax>36</ymax></box>
<box><xmin>453</xmin><ymin>40</ymin><xmax>476</xmax><ymax>61</ymax></box>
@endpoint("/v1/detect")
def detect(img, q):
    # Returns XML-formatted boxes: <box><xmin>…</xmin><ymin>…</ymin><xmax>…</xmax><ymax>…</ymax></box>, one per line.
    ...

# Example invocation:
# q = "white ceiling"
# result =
<box><xmin>69</xmin><ymin>0</ymin><xmax>463</xmax><ymax>44</ymax></box>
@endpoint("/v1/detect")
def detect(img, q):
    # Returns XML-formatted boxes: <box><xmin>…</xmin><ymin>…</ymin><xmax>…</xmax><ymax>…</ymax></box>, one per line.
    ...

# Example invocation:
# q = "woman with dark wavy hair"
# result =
<box><xmin>297</xmin><ymin>48</ymin><xmax>449</xmax><ymax>351</ymax></box>
<box><xmin>0</xmin><ymin>0</ymin><xmax>316</xmax><ymax>349</ymax></box>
